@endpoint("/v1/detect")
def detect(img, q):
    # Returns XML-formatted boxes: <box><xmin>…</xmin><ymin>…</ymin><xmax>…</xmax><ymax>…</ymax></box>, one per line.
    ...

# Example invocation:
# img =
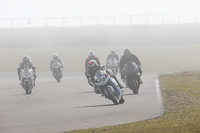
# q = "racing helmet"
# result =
<box><xmin>23</xmin><ymin>55</ymin><xmax>30</xmax><ymax>63</ymax></box>
<box><xmin>88</xmin><ymin>51</ymin><xmax>95</xmax><ymax>59</ymax></box>
<box><xmin>53</xmin><ymin>53</ymin><xmax>58</xmax><ymax>59</ymax></box>
<box><xmin>124</xmin><ymin>48</ymin><xmax>131</xmax><ymax>58</ymax></box>
<box><xmin>111</xmin><ymin>49</ymin><xmax>115</xmax><ymax>57</ymax></box>
<box><xmin>87</xmin><ymin>60</ymin><xmax>98</xmax><ymax>72</ymax></box>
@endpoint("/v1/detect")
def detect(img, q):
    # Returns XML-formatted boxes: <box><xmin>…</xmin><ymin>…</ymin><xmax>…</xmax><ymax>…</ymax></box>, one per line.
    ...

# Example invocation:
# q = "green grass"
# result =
<box><xmin>1</xmin><ymin>44</ymin><xmax>200</xmax><ymax>73</ymax></box>
<box><xmin>62</xmin><ymin>71</ymin><xmax>200</xmax><ymax>133</ymax></box>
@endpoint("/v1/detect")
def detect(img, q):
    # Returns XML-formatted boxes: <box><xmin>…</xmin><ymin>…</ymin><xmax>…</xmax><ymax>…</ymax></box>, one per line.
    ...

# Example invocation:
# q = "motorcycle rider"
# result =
<box><xmin>49</xmin><ymin>53</ymin><xmax>64</xmax><ymax>77</ymax></box>
<box><xmin>17</xmin><ymin>55</ymin><xmax>37</xmax><ymax>84</ymax></box>
<box><xmin>119</xmin><ymin>48</ymin><xmax>143</xmax><ymax>84</ymax></box>
<box><xmin>85</xmin><ymin>51</ymin><xmax>101</xmax><ymax>77</ymax></box>
<box><xmin>106</xmin><ymin>49</ymin><xmax>119</xmax><ymax>67</ymax></box>
<box><xmin>86</xmin><ymin>60</ymin><xmax>123</xmax><ymax>94</ymax></box>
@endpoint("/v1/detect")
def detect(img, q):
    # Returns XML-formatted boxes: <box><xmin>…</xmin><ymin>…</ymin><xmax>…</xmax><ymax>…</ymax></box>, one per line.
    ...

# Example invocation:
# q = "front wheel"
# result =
<box><xmin>25</xmin><ymin>81</ymin><xmax>31</xmax><ymax>94</ymax></box>
<box><xmin>129</xmin><ymin>79</ymin><xmax>139</xmax><ymax>94</ymax></box>
<box><xmin>57</xmin><ymin>78</ymin><xmax>60</xmax><ymax>82</ymax></box>
<box><xmin>53</xmin><ymin>70</ymin><xmax>61</xmax><ymax>82</ymax></box>
<box><xmin>105</xmin><ymin>87</ymin><xmax>120</xmax><ymax>105</ymax></box>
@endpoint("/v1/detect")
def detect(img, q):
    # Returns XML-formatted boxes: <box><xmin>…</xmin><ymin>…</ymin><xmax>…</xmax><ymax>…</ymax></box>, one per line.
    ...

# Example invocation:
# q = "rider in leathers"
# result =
<box><xmin>17</xmin><ymin>55</ymin><xmax>37</xmax><ymax>84</ymax></box>
<box><xmin>86</xmin><ymin>60</ymin><xmax>123</xmax><ymax>94</ymax></box>
<box><xmin>120</xmin><ymin>48</ymin><xmax>143</xmax><ymax>84</ymax></box>
<box><xmin>85</xmin><ymin>51</ymin><xmax>101</xmax><ymax>79</ymax></box>
<box><xmin>106</xmin><ymin>49</ymin><xmax>119</xmax><ymax>67</ymax></box>
<box><xmin>49</xmin><ymin>53</ymin><xmax>64</xmax><ymax>77</ymax></box>
<box><xmin>85</xmin><ymin>51</ymin><xmax>101</xmax><ymax>71</ymax></box>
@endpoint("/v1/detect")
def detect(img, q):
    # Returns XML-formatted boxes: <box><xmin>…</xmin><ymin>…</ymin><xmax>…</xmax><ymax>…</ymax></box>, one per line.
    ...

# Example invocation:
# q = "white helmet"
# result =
<box><xmin>88</xmin><ymin>51</ymin><xmax>95</xmax><ymax>59</ymax></box>
<box><xmin>23</xmin><ymin>55</ymin><xmax>30</xmax><ymax>63</ymax></box>
<box><xmin>53</xmin><ymin>53</ymin><xmax>58</xmax><ymax>59</ymax></box>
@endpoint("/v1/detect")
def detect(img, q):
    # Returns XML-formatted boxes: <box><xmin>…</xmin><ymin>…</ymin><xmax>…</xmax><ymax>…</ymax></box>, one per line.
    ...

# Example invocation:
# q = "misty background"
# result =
<box><xmin>0</xmin><ymin>0</ymin><xmax>200</xmax><ymax>73</ymax></box>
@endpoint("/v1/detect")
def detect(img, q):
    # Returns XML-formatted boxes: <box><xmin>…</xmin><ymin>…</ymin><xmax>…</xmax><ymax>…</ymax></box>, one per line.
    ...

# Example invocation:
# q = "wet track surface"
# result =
<box><xmin>0</xmin><ymin>71</ymin><xmax>164</xmax><ymax>133</ymax></box>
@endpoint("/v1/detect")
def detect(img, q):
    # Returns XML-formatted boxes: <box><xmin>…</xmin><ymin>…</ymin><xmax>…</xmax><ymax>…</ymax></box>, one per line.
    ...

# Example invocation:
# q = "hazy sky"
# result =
<box><xmin>0</xmin><ymin>0</ymin><xmax>200</xmax><ymax>26</ymax></box>
<box><xmin>0</xmin><ymin>0</ymin><xmax>199</xmax><ymax>18</ymax></box>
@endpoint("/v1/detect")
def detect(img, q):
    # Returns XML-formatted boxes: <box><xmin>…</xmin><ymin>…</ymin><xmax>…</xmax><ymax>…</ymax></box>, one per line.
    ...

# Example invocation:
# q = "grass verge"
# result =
<box><xmin>63</xmin><ymin>71</ymin><xmax>200</xmax><ymax>133</ymax></box>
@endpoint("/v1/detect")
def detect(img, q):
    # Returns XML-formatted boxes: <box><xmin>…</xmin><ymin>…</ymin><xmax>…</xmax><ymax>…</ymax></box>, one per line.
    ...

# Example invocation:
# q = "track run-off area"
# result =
<box><xmin>0</xmin><ymin>71</ymin><xmax>164</xmax><ymax>133</ymax></box>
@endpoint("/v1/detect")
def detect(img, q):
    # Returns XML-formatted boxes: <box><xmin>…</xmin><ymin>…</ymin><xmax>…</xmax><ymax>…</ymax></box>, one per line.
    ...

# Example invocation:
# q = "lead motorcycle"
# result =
<box><xmin>51</xmin><ymin>61</ymin><xmax>63</xmax><ymax>82</ymax></box>
<box><xmin>94</xmin><ymin>69</ymin><xmax>125</xmax><ymax>105</ymax></box>
<box><xmin>107</xmin><ymin>57</ymin><xmax>119</xmax><ymax>75</ymax></box>
<box><xmin>20</xmin><ymin>67</ymin><xmax>35</xmax><ymax>94</ymax></box>
<box><xmin>122</xmin><ymin>61</ymin><xmax>141</xmax><ymax>94</ymax></box>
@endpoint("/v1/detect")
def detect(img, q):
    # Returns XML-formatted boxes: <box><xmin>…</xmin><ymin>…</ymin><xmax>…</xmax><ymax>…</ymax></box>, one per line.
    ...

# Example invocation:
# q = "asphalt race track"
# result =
<box><xmin>0</xmin><ymin>71</ymin><xmax>164</xmax><ymax>133</ymax></box>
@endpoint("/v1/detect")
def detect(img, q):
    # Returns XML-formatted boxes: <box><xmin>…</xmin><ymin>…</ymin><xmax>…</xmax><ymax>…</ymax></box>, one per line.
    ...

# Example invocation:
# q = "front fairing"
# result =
<box><xmin>123</xmin><ymin>61</ymin><xmax>139</xmax><ymax>76</ymax></box>
<box><xmin>21</xmin><ymin>68</ymin><xmax>34</xmax><ymax>79</ymax></box>
<box><xmin>52</xmin><ymin>61</ymin><xmax>62</xmax><ymax>69</ymax></box>
<box><xmin>94</xmin><ymin>70</ymin><xmax>110</xmax><ymax>86</ymax></box>
<box><xmin>107</xmin><ymin>57</ymin><xmax>119</xmax><ymax>68</ymax></box>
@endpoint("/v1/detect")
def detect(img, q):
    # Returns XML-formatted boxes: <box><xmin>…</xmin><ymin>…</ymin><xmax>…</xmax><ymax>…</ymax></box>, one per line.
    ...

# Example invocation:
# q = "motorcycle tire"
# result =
<box><xmin>129</xmin><ymin>79</ymin><xmax>139</xmax><ymax>94</ymax></box>
<box><xmin>25</xmin><ymin>81</ymin><xmax>30</xmax><ymax>94</ymax></box>
<box><xmin>105</xmin><ymin>87</ymin><xmax>119</xmax><ymax>105</ymax></box>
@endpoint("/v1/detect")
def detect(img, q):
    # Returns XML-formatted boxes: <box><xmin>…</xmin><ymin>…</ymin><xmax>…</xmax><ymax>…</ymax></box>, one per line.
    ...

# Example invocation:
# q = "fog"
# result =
<box><xmin>0</xmin><ymin>0</ymin><xmax>200</xmax><ymax>73</ymax></box>
<box><xmin>0</xmin><ymin>24</ymin><xmax>200</xmax><ymax>47</ymax></box>
<box><xmin>1</xmin><ymin>0</ymin><xmax>200</xmax><ymax>27</ymax></box>
<box><xmin>1</xmin><ymin>0</ymin><xmax>200</xmax><ymax>18</ymax></box>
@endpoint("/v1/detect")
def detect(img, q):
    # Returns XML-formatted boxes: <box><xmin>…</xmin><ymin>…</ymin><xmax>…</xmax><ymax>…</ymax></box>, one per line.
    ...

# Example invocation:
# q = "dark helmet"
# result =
<box><xmin>111</xmin><ymin>49</ymin><xmax>115</xmax><ymax>57</ymax></box>
<box><xmin>87</xmin><ymin>60</ymin><xmax>98</xmax><ymax>72</ymax></box>
<box><xmin>88</xmin><ymin>51</ymin><xmax>95</xmax><ymax>60</ymax></box>
<box><xmin>23</xmin><ymin>55</ymin><xmax>30</xmax><ymax>63</ymax></box>
<box><xmin>124</xmin><ymin>48</ymin><xmax>131</xmax><ymax>58</ymax></box>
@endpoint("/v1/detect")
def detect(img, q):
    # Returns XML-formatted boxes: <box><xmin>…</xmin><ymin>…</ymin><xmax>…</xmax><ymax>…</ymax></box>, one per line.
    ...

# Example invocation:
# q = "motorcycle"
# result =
<box><xmin>94</xmin><ymin>69</ymin><xmax>125</xmax><ymax>105</ymax></box>
<box><xmin>51</xmin><ymin>61</ymin><xmax>63</xmax><ymax>82</ymax></box>
<box><xmin>107</xmin><ymin>57</ymin><xmax>119</xmax><ymax>75</ymax></box>
<box><xmin>122</xmin><ymin>61</ymin><xmax>141</xmax><ymax>94</ymax></box>
<box><xmin>20</xmin><ymin>67</ymin><xmax>35</xmax><ymax>94</ymax></box>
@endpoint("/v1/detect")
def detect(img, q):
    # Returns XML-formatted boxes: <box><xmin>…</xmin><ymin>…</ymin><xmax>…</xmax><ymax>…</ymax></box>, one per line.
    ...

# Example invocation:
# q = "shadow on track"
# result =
<box><xmin>76</xmin><ymin>104</ymin><xmax>115</xmax><ymax>108</ymax></box>
<box><xmin>78</xmin><ymin>91</ymin><xmax>94</xmax><ymax>94</ymax></box>
<box><xmin>12</xmin><ymin>93</ymin><xmax>27</xmax><ymax>96</ymax></box>
<box><xmin>123</xmin><ymin>93</ymin><xmax>135</xmax><ymax>96</ymax></box>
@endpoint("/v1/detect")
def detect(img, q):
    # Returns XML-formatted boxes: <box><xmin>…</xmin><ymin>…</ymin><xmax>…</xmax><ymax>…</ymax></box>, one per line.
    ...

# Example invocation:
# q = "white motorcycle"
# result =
<box><xmin>94</xmin><ymin>70</ymin><xmax>125</xmax><ymax>105</ymax></box>
<box><xmin>51</xmin><ymin>61</ymin><xmax>63</xmax><ymax>82</ymax></box>
<box><xmin>20</xmin><ymin>67</ymin><xmax>35</xmax><ymax>94</ymax></box>
<box><xmin>107</xmin><ymin>57</ymin><xmax>119</xmax><ymax>75</ymax></box>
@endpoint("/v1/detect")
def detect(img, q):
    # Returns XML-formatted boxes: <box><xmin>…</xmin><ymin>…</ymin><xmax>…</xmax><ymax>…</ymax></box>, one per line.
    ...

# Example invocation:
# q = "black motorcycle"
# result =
<box><xmin>122</xmin><ymin>61</ymin><xmax>141</xmax><ymax>94</ymax></box>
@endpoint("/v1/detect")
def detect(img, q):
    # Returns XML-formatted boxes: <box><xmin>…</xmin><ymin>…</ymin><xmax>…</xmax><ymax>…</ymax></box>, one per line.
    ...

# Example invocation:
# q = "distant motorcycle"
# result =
<box><xmin>51</xmin><ymin>61</ymin><xmax>63</xmax><ymax>82</ymax></box>
<box><xmin>122</xmin><ymin>61</ymin><xmax>141</xmax><ymax>94</ymax></box>
<box><xmin>107</xmin><ymin>57</ymin><xmax>119</xmax><ymax>75</ymax></box>
<box><xmin>94</xmin><ymin>70</ymin><xmax>125</xmax><ymax>105</ymax></box>
<box><xmin>20</xmin><ymin>67</ymin><xmax>35</xmax><ymax>94</ymax></box>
